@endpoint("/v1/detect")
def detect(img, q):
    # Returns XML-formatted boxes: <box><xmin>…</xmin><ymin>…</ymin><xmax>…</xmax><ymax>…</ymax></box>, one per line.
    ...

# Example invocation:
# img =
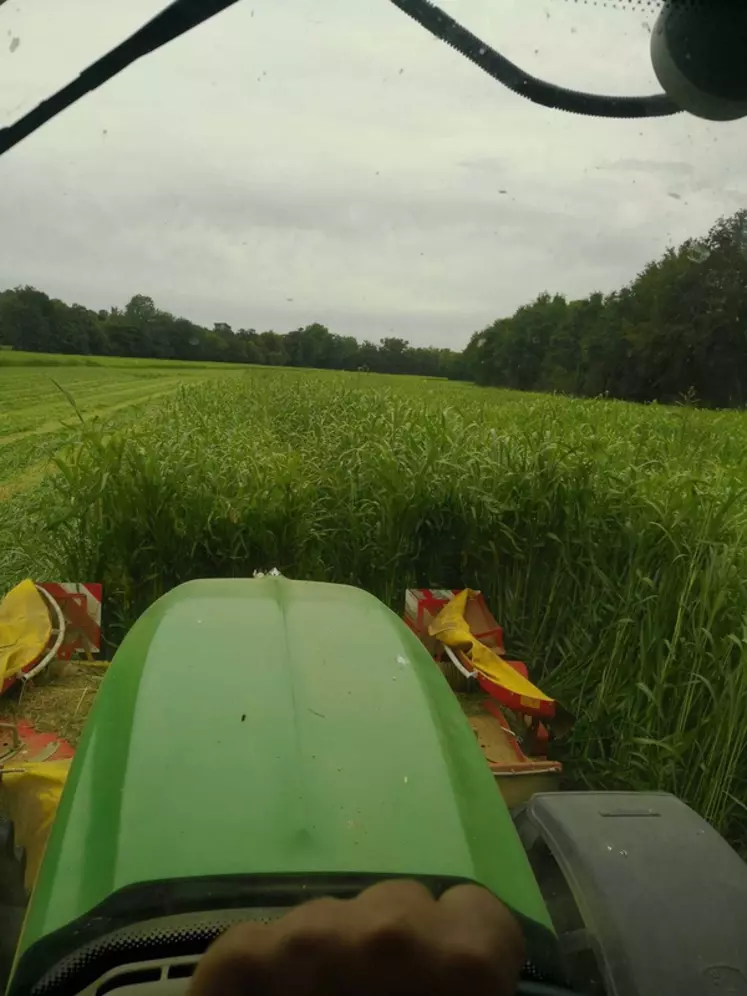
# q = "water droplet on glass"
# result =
<box><xmin>9</xmin><ymin>36</ymin><xmax>19</xmax><ymax>53</ymax></box>
<box><xmin>687</xmin><ymin>246</ymin><xmax>710</xmax><ymax>264</ymax></box>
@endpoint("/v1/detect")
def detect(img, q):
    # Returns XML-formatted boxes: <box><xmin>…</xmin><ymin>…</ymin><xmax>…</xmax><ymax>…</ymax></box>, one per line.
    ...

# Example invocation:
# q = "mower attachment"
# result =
<box><xmin>0</xmin><ymin>581</ymin><xmax>102</xmax><ymax>697</ymax></box>
<box><xmin>404</xmin><ymin>589</ymin><xmax>569</xmax><ymax>806</ymax></box>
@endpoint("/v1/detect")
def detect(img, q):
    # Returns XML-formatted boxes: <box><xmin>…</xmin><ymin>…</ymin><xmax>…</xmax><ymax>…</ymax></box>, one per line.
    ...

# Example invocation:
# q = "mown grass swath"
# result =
<box><xmin>42</xmin><ymin>369</ymin><xmax>747</xmax><ymax>847</ymax></box>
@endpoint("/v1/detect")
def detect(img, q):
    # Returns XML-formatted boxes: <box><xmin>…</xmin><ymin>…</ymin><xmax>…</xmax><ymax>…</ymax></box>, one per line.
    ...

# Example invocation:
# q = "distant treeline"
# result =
<box><xmin>466</xmin><ymin>210</ymin><xmax>747</xmax><ymax>408</ymax></box>
<box><xmin>0</xmin><ymin>289</ymin><xmax>467</xmax><ymax>380</ymax></box>
<box><xmin>4</xmin><ymin>209</ymin><xmax>746</xmax><ymax>404</ymax></box>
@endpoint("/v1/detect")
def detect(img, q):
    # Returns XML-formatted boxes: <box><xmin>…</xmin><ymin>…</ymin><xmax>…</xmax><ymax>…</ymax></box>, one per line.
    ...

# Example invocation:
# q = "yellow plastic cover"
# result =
<box><xmin>1</xmin><ymin>760</ymin><xmax>70</xmax><ymax>890</ymax></box>
<box><xmin>0</xmin><ymin>580</ymin><xmax>51</xmax><ymax>690</ymax></box>
<box><xmin>470</xmin><ymin>642</ymin><xmax>553</xmax><ymax>703</ymax></box>
<box><xmin>427</xmin><ymin>588</ymin><xmax>477</xmax><ymax>650</ymax></box>
<box><xmin>428</xmin><ymin>590</ymin><xmax>552</xmax><ymax>704</ymax></box>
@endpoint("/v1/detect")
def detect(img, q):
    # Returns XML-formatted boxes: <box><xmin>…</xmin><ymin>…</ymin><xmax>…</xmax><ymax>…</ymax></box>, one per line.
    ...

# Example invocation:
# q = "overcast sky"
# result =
<box><xmin>0</xmin><ymin>0</ymin><xmax>744</xmax><ymax>348</ymax></box>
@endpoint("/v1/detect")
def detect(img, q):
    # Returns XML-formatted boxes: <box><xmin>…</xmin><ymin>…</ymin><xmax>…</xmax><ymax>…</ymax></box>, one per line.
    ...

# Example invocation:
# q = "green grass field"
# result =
<box><xmin>0</xmin><ymin>357</ymin><xmax>245</xmax><ymax>594</ymax></box>
<box><xmin>0</xmin><ymin>360</ymin><xmax>243</xmax><ymax>491</ymax></box>
<box><xmin>2</xmin><ymin>357</ymin><xmax>746</xmax><ymax>847</ymax></box>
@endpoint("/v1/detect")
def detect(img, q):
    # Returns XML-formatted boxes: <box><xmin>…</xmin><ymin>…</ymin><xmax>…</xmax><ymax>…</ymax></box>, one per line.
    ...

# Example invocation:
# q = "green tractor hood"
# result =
<box><xmin>14</xmin><ymin>579</ymin><xmax>553</xmax><ymax>985</ymax></box>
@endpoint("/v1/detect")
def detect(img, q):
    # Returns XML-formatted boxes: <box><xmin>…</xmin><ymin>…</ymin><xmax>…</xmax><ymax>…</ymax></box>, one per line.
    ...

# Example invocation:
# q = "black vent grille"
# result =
<box><xmin>32</xmin><ymin>910</ymin><xmax>279</xmax><ymax>996</ymax></box>
<box><xmin>166</xmin><ymin>963</ymin><xmax>196</xmax><ymax>981</ymax></box>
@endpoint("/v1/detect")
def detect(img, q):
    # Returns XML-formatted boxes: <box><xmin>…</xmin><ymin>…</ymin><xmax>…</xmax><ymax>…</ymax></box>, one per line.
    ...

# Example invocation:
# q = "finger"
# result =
<box><xmin>346</xmin><ymin>881</ymin><xmax>442</xmax><ymax>996</ymax></box>
<box><xmin>260</xmin><ymin>888</ymin><xmax>436</xmax><ymax>996</ymax></box>
<box><xmin>189</xmin><ymin>921</ymin><xmax>278</xmax><ymax>996</ymax></box>
<box><xmin>270</xmin><ymin>898</ymin><xmax>358</xmax><ymax>996</ymax></box>
<box><xmin>350</xmin><ymin>879</ymin><xmax>437</xmax><ymax>928</ymax></box>
<box><xmin>191</xmin><ymin>905</ymin><xmax>357</xmax><ymax>996</ymax></box>
<box><xmin>436</xmin><ymin>885</ymin><xmax>526</xmax><ymax>996</ymax></box>
<box><xmin>349</xmin><ymin>879</ymin><xmax>441</xmax><ymax>956</ymax></box>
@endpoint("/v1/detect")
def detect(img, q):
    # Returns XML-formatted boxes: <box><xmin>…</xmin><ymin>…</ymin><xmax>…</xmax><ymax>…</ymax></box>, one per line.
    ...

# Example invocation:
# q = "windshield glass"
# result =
<box><xmin>1</xmin><ymin>0</ymin><xmax>745</xmax><ymax>895</ymax></box>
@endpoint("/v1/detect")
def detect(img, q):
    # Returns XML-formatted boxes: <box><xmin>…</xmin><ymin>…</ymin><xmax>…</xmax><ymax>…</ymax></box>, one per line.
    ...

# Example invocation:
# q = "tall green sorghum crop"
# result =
<box><xmin>45</xmin><ymin>369</ymin><xmax>747</xmax><ymax>848</ymax></box>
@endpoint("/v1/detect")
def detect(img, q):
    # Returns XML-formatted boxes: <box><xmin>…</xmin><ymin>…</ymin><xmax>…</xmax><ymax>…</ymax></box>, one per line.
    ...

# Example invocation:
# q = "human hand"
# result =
<box><xmin>189</xmin><ymin>879</ymin><xmax>525</xmax><ymax>996</ymax></box>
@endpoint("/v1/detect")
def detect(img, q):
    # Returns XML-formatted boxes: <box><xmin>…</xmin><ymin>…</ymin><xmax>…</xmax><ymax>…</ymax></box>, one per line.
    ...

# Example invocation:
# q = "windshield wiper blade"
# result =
<box><xmin>0</xmin><ymin>0</ymin><xmax>239</xmax><ymax>158</ymax></box>
<box><xmin>388</xmin><ymin>0</ymin><xmax>680</xmax><ymax>119</ymax></box>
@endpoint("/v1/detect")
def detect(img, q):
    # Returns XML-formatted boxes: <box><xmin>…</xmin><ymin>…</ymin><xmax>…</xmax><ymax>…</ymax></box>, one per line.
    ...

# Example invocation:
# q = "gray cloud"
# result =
<box><xmin>603</xmin><ymin>158</ymin><xmax>696</xmax><ymax>175</ymax></box>
<box><xmin>0</xmin><ymin>0</ymin><xmax>745</xmax><ymax>349</ymax></box>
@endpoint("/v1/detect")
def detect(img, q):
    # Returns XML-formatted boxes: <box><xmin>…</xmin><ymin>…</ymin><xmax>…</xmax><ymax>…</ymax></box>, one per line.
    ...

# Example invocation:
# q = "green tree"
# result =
<box><xmin>470</xmin><ymin>209</ymin><xmax>747</xmax><ymax>407</ymax></box>
<box><xmin>0</xmin><ymin>286</ymin><xmax>55</xmax><ymax>352</ymax></box>
<box><xmin>259</xmin><ymin>331</ymin><xmax>288</xmax><ymax>366</ymax></box>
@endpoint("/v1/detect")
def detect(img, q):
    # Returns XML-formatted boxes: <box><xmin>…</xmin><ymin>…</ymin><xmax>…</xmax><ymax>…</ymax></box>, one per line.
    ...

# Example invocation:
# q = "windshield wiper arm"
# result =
<box><xmin>389</xmin><ymin>0</ymin><xmax>680</xmax><ymax>119</ymax></box>
<box><xmin>0</xmin><ymin>0</ymin><xmax>239</xmax><ymax>158</ymax></box>
<box><xmin>0</xmin><ymin>0</ymin><xmax>681</xmax><ymax>161</ymax></box>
